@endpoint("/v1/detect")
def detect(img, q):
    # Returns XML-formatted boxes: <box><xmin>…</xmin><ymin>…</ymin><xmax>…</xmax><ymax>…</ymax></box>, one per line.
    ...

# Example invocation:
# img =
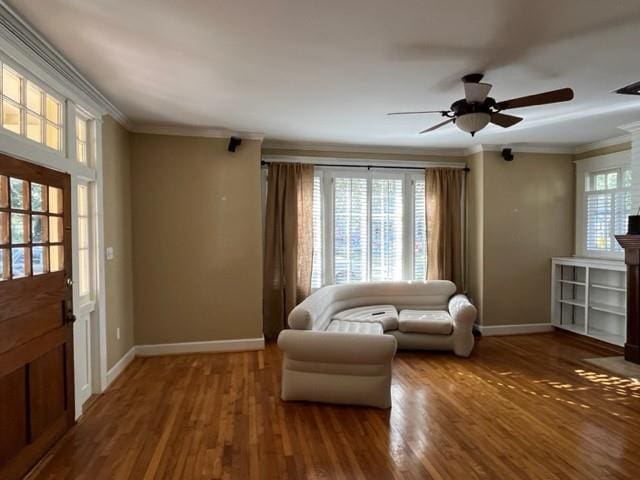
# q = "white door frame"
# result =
<box><xmin>0</xmin><ymin>28</ymin><xmax>111</xmax><ymax>418</ymax></box>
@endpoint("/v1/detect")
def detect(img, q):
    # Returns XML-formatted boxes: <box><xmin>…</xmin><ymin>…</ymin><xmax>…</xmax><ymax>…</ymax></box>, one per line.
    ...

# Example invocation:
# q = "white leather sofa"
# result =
<box><xmin>277</xmin><ymin>281</ymin><xmax>477</xmax><ymax>408</ymax></box>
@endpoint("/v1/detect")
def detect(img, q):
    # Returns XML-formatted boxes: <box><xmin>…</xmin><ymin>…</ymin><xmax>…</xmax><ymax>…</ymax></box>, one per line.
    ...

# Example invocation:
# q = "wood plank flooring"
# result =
<box><xmin>28</xmin><ymin>332</ymin><xmax>640</xmax><ymax>479</ymax></box>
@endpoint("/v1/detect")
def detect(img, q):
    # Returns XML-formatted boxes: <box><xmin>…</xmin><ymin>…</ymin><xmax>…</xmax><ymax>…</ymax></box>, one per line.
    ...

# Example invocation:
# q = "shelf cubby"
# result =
<box><xmin>551</xmin><ymin>257</ymin><xmax>626</xmax><ymax>347</ymax></box>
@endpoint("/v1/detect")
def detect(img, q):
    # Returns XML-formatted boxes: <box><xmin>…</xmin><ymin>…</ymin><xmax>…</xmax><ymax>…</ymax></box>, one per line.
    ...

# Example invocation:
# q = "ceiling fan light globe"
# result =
<box><xmin>456</xmin><ymin>112</ymin><xmax>491</xmax><ymax>134</ymax></box>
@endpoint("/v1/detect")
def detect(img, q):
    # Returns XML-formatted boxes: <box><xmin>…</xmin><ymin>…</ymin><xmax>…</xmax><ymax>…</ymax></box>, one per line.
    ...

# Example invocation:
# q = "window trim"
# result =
<box><xmin>575</xmin><ymin>150</ymin><xmax>631</xmax><ymax>259</ymax></box>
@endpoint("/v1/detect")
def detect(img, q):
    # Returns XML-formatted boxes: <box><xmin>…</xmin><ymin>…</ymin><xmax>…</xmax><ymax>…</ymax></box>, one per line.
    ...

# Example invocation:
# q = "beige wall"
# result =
<box><xmin>478</xmin><ymin>151</ymin><xmax>575</xmax><ymax>326</ymax></box>
<box><xmin>466</xmin><ymin>151</ymin><xmax>484</xmax><ymax>322</ymax></box>
<box><xmin>102</xmin><ymin>116</ymin><xmax>135</xmax><ymax>369</ymax></box>
<box><xmin>130</xmin><ymin>134</ymin><xmax>263</xmax><ymax>345</ymax></box>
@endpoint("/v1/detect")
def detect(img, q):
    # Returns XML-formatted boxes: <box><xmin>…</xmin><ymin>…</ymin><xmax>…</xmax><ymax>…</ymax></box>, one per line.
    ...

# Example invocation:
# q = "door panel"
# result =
<box><xmin>0</xmin><ymin>368</ymin><xmax>27</xmax><ymax>464</ymax></box>
<box><xmin>29</xmin><ymin>347</ymin><xmax>67</xmax><ymax>440</ymax></box>
<box><xmin>0</xmin><ymin>153</ymin><xmax>74</xmax><ymax>480</ymax></box>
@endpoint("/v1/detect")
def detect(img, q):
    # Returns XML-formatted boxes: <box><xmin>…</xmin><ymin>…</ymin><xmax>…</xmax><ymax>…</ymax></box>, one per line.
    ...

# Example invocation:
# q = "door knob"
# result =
<box><xmin>66</xmin><ymin>278</ymin><xmax>73</xmax><ymax>287</ymax></box>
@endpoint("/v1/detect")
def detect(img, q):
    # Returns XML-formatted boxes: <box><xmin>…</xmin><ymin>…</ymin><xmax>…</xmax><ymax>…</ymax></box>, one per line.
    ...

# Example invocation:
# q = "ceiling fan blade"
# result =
<box><xmin>495</xmin><ymin>88</ymin><xmax>574</xmax><ymax>110</ymax></box>
<box><xmin>387</xmin><ymin>110</ymin><xmax>448</xmax><ymax>115</ymax></box>
<box><xmin>490</xmin><ymin>112</ymin><xmax>523</xmax><ymax>128</ymax></box>
<box><xmin>464</xmin><ymin>82</ymin><xmax>492</xmax><ymax>103</ymax></box>
<box><xmin>419</xmin><ymin>118</ymin><xmax>454</xmax><ymax>134</ymax></box>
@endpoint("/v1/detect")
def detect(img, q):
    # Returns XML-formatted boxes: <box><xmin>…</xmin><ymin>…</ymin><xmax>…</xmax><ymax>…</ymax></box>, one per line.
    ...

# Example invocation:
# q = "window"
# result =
<box><xmin>0</xmin><ymin>63</ymin><xmax>64</xmax><ymax>151</ymax></box>
<box><xmin>77</xmin><ymin>183</ymin><xmax>91</xmax><ymax>299</ymax></box>
<box><xmin>75</xmin><ymin>113</ymin><xmax>89</xmax><ymax>164</ymax></box>
<box><xmin>0</xmin><ymin>174</ymin><xmax>64</xmax><ymax>281</ymax></box>
<box><xmin>584</xmin><ymin>167</ymin><xmax>631</xmax><ymax>254</ymax></box>
<box><xmin>311</xmin><ymin>168</ymin><xmax>434</xmax><ymax>288</ymax></box>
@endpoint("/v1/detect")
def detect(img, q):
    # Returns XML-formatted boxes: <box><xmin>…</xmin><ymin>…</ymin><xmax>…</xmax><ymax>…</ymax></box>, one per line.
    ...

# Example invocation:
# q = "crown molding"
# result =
<box><xmin>573</xmin><ymin>134</ymin><xmax>632</xmax><ymax>154</ymax></box>
<box><xmin>132</xmin><ymin>123</ymin><xmax>264</xmax><ymax>141</ymax></box>
<box><xmin>467</xmin><ymin>143</ymin><xmax>574</xmax><ymax>155</ymax></box>
<box><xmin>0</xmin><ymin>1</ymin><xmax>132</xmax><ymax>128</ymax></box>
<box><xmin>262</xmin><ymin>140</ymin><xmax>469</xmax><ymax>157</ymax></box>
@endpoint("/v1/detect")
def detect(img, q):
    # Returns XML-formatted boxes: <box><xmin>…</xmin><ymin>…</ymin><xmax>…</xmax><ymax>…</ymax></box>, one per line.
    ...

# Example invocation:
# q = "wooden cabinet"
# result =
<box><xmin>551</xmin><ymin>257</ymin><xmax>626</xmax><ymax>346</ymax></box>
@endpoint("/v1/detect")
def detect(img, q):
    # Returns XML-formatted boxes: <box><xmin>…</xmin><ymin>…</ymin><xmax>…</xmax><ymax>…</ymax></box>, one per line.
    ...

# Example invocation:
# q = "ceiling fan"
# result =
<box><xmin>388</xmin><ymin>74</ymin><xmax>574</xmax><ymax>136</ymax></box>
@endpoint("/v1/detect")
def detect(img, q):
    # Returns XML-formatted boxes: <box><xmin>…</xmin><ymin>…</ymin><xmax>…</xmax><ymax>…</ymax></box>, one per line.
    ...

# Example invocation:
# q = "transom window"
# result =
<box><xmin>0</xmin><ymin>174</ymin><xmax>64</xmax><ymax>280</ymax></box>
<box><xmin>1</xmin><ymin>63</ymin><xmax>64</xmax><ymax>151</ymax></box>
<box><xmin>311</xmin><ymin>168</ymin><xmax>428</xmax><ymax>288</ymax></box>
<box><xmin>75</xmin><ymin>113</ymin><xmax>89</xmax><ymax>164</ymax></box>
<box><xmin>584</xmin><ymin>167</ymin><xmax>631</xmax><ymax>253</ymax></box>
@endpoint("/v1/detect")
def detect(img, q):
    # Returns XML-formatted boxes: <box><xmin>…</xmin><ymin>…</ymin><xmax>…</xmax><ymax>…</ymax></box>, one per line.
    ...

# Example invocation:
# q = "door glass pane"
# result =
<box><xmin>49</xmin><ymin>186</ymin><xmax>63</xmax><ymax>213</ymax></box>
<box><xmin>0</xmin><ymin>175</ymin><xmax>7</xmax><ymax>207</ymax></box>
<box><xmin>32</xmin><ymin>246</ymin><xmax>48</xmax><ymax>275</ymax></box>
<box><xmin>3</xmin><ymin>100</ymin><xmax>22</xmax><ymax>134</ymax></box>
<box><xmin>78</xmin><ymin>249</ymin><xmax>90</xmax><ymax>296</ymax></box>
<box><xmin>45</xmin><ymin>123</ymin><xmax>60</xmax><ymax>150</ymax></box>
<box><xmin>11</xmin><ymin>213</ymin><xmax>29</xmax><ymax>243</ymax></box>
<box><xmin>31</xmin><ymin>183</ymin><xmax>47</xmax><ymax>211</ymax></box>
<box><xmin>26</xmin><ymin>82</ymin><xmax>42</xmax><ymax>113</ymax></box>
<box><xmin>0</xmin><ymin>248</ymin><xmax>8</xmax><ymax>280</ymax></box>
<box><xmin>32</xmin><ymin>215</ymin><xmax>48</xmax><ymax>243</ymax></box>
<box><xmin>10</xmin><ymin>177</ymin><xmax>28</xmax><ymax>209</ymax></box>
<box><xmin>45</xmin><ymin>95</ymin><xmax>61</xmax><ymax>124</ymax></box>
<box><xmin>2</xmin><ymin>66</ymin><xmax>22</xmax><ymax>103</ymax></box>
<box><xmin>12</xmin><ymin>247</ymin><xmax>30</xmax><ymax>278</ymax></box>
<box><xmin>26</xmin><ymin>113</ymin><xmax>42</xmax><ymax>143</ymax></box>
<box><xmin>0</xmin><ymin>212</ymin><xmax>8</xmax><ymax>245</ymax></box>
<box><xmin>50</xmin><ymin>245</ymin><xmax>63</xmax><ymax>272</ymax></box>
<box><xmin>49</xmin><ymin>216</ymin><xmax>63</xmax><ymax>243</ymax></box>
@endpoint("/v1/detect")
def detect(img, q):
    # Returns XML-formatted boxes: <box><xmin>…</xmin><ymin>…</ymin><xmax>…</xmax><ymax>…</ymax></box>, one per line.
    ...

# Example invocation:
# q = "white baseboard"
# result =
<box><xmin>478</xmin><ymin>323</ymin><xmax>554</xmax><ymax>336</ymax></box>
<box><xmin>135</xmin><ymin>336</ymin><xmax>265</xmax><ymax>356</ymax></box>
<box><xmin>106</xmin><ymin>346</ymin><xmax>136</xmax><ymax>387</ymax></box>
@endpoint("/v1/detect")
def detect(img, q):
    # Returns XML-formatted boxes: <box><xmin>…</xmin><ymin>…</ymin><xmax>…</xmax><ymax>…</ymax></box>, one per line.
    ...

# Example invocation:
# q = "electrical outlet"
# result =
<box><xmin>106</xmin><ymin>247</ymin><xmax>114</xmax><ymax>260</ymax></box>
<box><xmin>116</xmin><ymin>327</ymin><xmax>120</xmax><ymax>340</ymax></box>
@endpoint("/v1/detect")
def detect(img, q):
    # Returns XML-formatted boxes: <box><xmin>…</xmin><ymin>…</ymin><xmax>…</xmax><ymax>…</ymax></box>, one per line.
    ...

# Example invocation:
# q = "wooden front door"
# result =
<box><xmin>0</xmin><ymin>153</ymin><xmax>74</xmax><ymax>479</ymax></box>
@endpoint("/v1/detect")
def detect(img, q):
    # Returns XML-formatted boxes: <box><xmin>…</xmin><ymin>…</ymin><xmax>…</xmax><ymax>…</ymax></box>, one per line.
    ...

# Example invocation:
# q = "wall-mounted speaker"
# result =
<box><xmin>502</xmin><ymin>148</ymin><xmax>514</xmax><ymax>161</ymax></box>
<box><xmin>228</xmin><ymin>137</ymin><xmax>242</xmax><ymax>152</ymax></box>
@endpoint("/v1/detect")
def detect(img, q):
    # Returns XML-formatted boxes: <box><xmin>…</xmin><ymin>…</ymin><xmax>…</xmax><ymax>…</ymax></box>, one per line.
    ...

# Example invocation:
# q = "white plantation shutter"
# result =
<box><xmin>370</xmin><ymin>178</ymin><xmax>403</xmax><ymax>281</ymax></box>
<box><xmin>585</xmin><ymin>167</ymin><xmax>631</xmax><ymax>254</ymax></box>
<box><xmin>311</xmin><ymin>175</ymin><xmax>323</xmax><ymax>288</ymax></box>
<box><xmin>413</xmin><ymin>179</ymin><xmax>426</xmax><ymax>280</ymax></box>
<box><xmin>334</xmin><ymin>177</ymin><xmax>368</xmax><ymax>283</ymax></box>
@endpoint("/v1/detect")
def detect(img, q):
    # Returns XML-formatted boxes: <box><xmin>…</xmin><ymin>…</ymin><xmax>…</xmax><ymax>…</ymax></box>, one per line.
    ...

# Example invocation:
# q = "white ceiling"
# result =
<box><xmin>8</xmin><ymin>0</ymin><xmax>640</xmax><ymax>149</ymax></box>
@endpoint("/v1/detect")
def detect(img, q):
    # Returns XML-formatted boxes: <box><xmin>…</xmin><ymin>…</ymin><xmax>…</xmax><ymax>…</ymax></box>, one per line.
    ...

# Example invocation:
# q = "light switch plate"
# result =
<box><xmin>106</xmin><ymin>247</ymin><xmax>114</xmax><ymax>260</ymax></box>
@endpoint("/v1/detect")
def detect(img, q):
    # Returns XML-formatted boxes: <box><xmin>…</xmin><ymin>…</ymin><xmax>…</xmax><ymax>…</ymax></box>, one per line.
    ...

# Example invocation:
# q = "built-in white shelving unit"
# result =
<box><xmin>551</xmin><ymin>257</ymin><xmax>626</xmax><ymax>346</ymax></box>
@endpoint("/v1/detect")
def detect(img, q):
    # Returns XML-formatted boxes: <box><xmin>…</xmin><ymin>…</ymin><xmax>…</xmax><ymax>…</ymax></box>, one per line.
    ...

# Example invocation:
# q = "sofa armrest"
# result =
<box><xmin>448</xmin><ymin>294</ymin><xmax>477</xmax><ymax>332</ymax></box>
<box><xmin>278</xmin><ymin>330</ymin><xmax>397</xmax><ymax>364</ymax></box>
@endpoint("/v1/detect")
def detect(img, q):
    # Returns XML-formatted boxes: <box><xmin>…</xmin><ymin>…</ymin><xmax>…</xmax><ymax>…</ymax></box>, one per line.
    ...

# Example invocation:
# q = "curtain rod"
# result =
<box><xmin>260</xmin><ymin>160</ymin><xmax>470</xmax><ymax>172</ymax></box>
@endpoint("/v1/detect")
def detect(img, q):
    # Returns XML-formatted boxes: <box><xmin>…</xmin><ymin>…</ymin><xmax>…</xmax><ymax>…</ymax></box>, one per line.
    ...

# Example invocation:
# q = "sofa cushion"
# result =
<box><xmin>326</xmin><ymin>320</ymin><xmax>384</xmax><ymax>335</ymax></box>
<box><xmin>332</xmin><ymin>305</ymin><xmax>399</xmax><ymax>331</ymax></box>
<box><xmin>398</xmin><ymin>310</ymin><xmax>453</xmax><ymax>335</ymax></box>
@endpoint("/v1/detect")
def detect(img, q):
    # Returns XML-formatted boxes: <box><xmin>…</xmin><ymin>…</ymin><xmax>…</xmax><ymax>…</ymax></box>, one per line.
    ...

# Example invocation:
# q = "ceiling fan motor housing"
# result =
<box><xmin>451</xmin><ymin>98</ymin><xmax>495</xmax><ymax>136</ymax></box>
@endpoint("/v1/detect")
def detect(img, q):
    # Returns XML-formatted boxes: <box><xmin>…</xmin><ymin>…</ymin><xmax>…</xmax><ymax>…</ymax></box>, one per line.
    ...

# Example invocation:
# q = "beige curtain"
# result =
<box><xmin>426</xmin><ymin>168</ymin><xmax>464</xmax><ymax>291</ymax></box>
<box><xmin>263</xmin><ymin>162</ymin><xmax>314</xmax><ymax>340</ymax></box>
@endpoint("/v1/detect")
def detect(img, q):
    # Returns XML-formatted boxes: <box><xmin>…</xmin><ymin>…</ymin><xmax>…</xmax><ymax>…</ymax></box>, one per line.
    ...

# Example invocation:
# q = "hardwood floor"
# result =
<box><xmin>28</xmin><ymin>332</ymin><xmax>640</xmax><ymax>480</ymax></box>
